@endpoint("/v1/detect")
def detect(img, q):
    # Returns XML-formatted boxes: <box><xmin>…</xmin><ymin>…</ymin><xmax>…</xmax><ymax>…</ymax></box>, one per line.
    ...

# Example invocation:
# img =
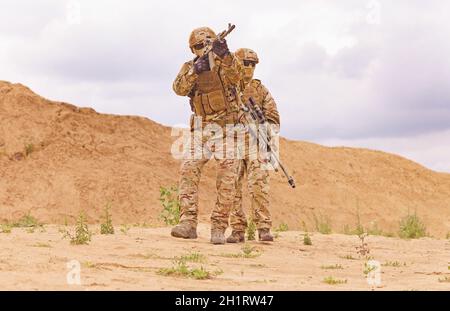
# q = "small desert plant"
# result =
<box><xmin>352</xmin><ymin>210</ymin><xmax>371</xmax><ymax>257</ymax></box>
<box><xmin>13</xmin><ymin>212</ymin><xmax>40</xmax><ymax>228</ymax></box>
<box><xmin>24</xmin><ymin>143</ymin><xmax>34</xmax><ymax>156</ymax></box>
<box><xmin>340</xmin><ymin>254</ymin><xmax>357</xmax><ymax>260</ymax></box>
<box><xmin>446</xmin><ymin>232</ymin><xmax>450</xmax><ymax>239</ymax></box>
<box><xmin>275</xmin><ymin>223</ymin><xmax>289</xmax><ymax>232</ymax></box>
<box><xmin>398</xmin><ymin>213</ymin><xmax>427</xmax><ymax>239</ymax></box>
<box><xmin>438</xmin><ymin>276</ymin><xmax>450</xmax><ymax>283</ymax></box>
<box><xmin>63</xmin><ymin>212</ymin><xmax>92</xmax><ymax>245</ymax></box>
<box><xmin>353</xmin><ymin>211</ymin><xmax>365</xmax><ymax>237</ymax></box>
<box><xmin>83</xmin><ymin>261</ymin><xmax>97</xmax><ymax>269</ymax></box>
<box><xmin>303</xmin><ymin>233</ymin><xmax>312</xmax><ymax>245</ymax></box>
<box><xmin>157</xmin><ymin>260</ymin><xmax>211</xmax><ymax>280</ymax></box>
<box><xmin>382</xmin><ymin>261</ymin><xmax>406</xmax><ymax>267</ymax></box>
<box><xmin>159</xmin><ymin>185</ymin><xmax>180</xmax><ymax>226</ymax></box>
<box><xmin>355</xmin><ymin>232</ymin><xmax>370</xmax><ymax>257</ymax></box>
<box><xmin>246</xmin><ymin>218</ymin><xmax>256</xmax><ymax>241</ymax></box>
<box><xmin>32</xmin><ymin>242</ymin><xmax>51</xmax><ymax>248</ymax></box>
<box><xmin>100</xmin><ymin>203</ymin><xmax>114</xmax><ymax>235</ymax></box>
<box><xmin>120</xmin><ymin>224</ymin><xmax>131</xmax><ymax>234</ymax></box>
<box><xmin>220</xmin><ymin>244</ymin><xmax>261</xmax><ymax>259</ymax></box>
<box><xmin>363</xmin><ymin>261</ymin><xmax>378</xmax><ymax>276</ymax></box>
<box><xmin>313</xmin><ymin>212</ymin><xmax>332</xmax><ymax>234</ymax></box>
<box><xmin>343</xmin><ymin>208</ymin><xmax>387</xmax><ymax>237</ymax></box>
<box><xmin>321</xmin><ymin>264</ymin><xmax>344</xmax><ymax>270</ymax></box>
<box><xmin>177</xmin><ymin>252</ymin><xmax>206</xmax><ymax>263</ymax></box>
<box><xmin>241</xmin><ymin>244</ymin><xmax>259</xmax><ymax>258</ymax></box>
<box><xmin>323</xmin><ymin>276</ymin><xmax>347</xmax><ymax>285</ymax></box>
<box><xmin>190</xmin><ymin>267</ymin><xmax>210</xmax><ymax>279</ymax></box>
<box><xmin>0</xmin><ymin>224</ymin><xmax>12</xmax><ymax>233</ymax></box>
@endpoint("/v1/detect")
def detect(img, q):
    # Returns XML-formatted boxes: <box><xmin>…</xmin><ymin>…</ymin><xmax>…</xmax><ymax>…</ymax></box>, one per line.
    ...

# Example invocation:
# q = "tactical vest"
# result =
<box><xmin>190</xmin><ymin>69</ymin><xmax>237</xmax><ymax>118</ymax></box>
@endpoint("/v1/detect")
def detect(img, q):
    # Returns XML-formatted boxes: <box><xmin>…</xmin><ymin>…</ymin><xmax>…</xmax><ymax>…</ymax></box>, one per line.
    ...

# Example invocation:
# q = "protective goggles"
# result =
<box><xmin>193</xmin><ymin>43</ymin><xmax>205</xmax><ymax>50</ymax></box>
<box><xmin>243</xmin><ymin>60</ymin><xmax>257</xmax><ymax>67</ymax></box>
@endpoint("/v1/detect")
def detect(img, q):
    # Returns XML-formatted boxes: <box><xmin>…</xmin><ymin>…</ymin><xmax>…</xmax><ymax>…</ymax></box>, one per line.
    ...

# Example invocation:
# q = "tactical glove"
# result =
<box><xmin>212</xmin><ymin>39</ymin><xmax>230</xmax><ymax>58</ymax></box>
<box><xmin>193</xmin><ymin>55</ymin><xmax>210</xmax><ymax>74</ymax></box>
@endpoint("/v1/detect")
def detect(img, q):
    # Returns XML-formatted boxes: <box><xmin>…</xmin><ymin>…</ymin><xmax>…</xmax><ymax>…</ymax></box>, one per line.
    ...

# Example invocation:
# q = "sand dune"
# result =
<box><xmin>1</xmin><ymin>81</ymin><xmax>449</xmax><ymax>237</ymax></box>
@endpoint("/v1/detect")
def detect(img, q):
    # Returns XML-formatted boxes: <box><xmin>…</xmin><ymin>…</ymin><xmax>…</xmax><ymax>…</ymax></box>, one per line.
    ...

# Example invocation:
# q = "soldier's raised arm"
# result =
<box><xmin>172</xmin><ymin>61</ymin><xmax>197</xmax><ymax>96</ymax></box>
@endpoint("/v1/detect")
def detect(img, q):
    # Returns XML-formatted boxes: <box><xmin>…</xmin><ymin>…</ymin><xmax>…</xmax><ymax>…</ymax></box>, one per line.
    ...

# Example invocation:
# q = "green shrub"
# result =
<box><xmin>246</xmin><ymin>218</ymin><xmax>256</xmax><ymax>241</ymax></box>
<box><xmin>25</xmin><ymin>143</ymin><xmax>34</xmax><ymax>156</ymax></box>
<box><xmin>303</xmin><ymin>233</ymin><xmax>312</xmax><ymax>245</ymax></box>
<box><xmin>0</xmin><ymin>224</ymin><xmax>12</xmax><ymax>233</ymax></box>
<box><xmin>159</xmin><ymin>185</ymin><xmax>180</xmax><ymax>226</ymax></box>
<box><xmin>63</xmin><ymin>212</ymin><xmax>92</xmax><ymax>245</ymax></box>
<box><xmin>275</xmin><ymin>223</ymin><xmax>289</xmax><ymax>232</ymax></box>
<box><xmin>399</xmin><ymin>213</ymin><xmax>427</xmax><ymax>239</ymax></box>
<box><xmin>321</xmin><ymin>264</ymin><xmax>343</xmax><ymax>270</ymax></box>
<box><xmin>220</xmin><ymin>244</ymin><xmax>261</xmax><ymax>259</ymax></box>
<box><xmin>177</xmin><ymin>252</ymin><xmax>206</xmax><ymax>263</ymax></box>
<box><xmin>157</xmin><ymin>260</ymin><xmax>211</xmax><ymax>280</ymax></box>
<box><xmin>13</xmin><ymin>212</ymin><xmax>40</xmax><ymax>228</ymax></box>
<box><xmin>323</xmin><ymin>276</ymin><xmax>347</xmax><ymax>285</ymax></box>
<box><xmin>313</xmin><ymin>213</ymin><xmax>332</xmax><ymax>234</ymax></box>
<box><xmin>100</xmin><ymin>203</ymin><xmax>114</xmax><ymax>235</ymax></box>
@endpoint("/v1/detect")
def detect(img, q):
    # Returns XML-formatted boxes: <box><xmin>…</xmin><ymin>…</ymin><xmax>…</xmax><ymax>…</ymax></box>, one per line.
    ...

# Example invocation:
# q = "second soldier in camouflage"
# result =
<box><xmin>227</xmin><ymin>48</ymin><xmax>280</xmax><ymax>243</ymax></box>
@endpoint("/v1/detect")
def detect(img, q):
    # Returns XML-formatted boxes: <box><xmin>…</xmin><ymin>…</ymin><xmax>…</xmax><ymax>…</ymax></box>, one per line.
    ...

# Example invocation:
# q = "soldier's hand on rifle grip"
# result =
<box><xmin>212</xmin><ymin>39</ymin><xmax>230</xmax><ymax>58</ymax></box>
<box><xmin>193</xmin><ymin>54</ymin><xmax>211</xmax><ymax>74</ymax></box>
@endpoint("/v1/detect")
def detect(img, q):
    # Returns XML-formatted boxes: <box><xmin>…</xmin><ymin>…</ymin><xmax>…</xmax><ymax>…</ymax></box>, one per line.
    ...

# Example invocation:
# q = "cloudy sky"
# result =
<box><xmin>1</xmin><ymin>0</ymin><xmax>449</xmax><ymax>172</ymax></box>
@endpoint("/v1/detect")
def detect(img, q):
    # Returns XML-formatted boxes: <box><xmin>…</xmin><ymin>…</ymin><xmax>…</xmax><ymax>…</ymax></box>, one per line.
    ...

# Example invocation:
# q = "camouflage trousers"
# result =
<box><xmin>229</xmin><ymin>156</ymin><xmax>272</xmax><ymax>232</ymax></box>
<box><xmin>178</xmin><ymin>124</ymin><xmax>239</xmax><ymax>231</ymax></box>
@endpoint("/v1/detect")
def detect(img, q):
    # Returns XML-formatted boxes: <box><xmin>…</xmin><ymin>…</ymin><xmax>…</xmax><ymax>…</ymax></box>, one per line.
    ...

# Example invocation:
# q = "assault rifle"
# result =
<box><xmin>203</xmin><ymin>23</ymin><xmax>236</xmax><ymax>69</ymax></box>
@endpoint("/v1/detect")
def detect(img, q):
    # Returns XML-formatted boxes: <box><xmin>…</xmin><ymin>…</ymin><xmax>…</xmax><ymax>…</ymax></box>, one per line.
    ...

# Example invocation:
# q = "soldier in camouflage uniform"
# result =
<box><xmin>227</xmin><ymin>48</ymin><xmax>280</xmax><ymax>243</ymax></box>
<box><xmin>171</xmin><ymin>27</ymin><xmax>243</xmax><ymax>244</ymax></box>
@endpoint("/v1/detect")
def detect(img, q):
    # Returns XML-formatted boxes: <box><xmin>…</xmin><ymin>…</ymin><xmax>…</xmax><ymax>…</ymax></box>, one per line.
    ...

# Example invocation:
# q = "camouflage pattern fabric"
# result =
<box><xmin>178</xmin><ymin>129</ymin><xmax>239</xmax><ymax>231</ymax></box>
<box><xmin>230</xmin><ymin>79</ymin><xmax>280</xmax><ymax>231</ymax></box>
<box><xmin>172</xmin><ymin>34</ymin><xmax>243</xmax><ymax>231</ymax></box>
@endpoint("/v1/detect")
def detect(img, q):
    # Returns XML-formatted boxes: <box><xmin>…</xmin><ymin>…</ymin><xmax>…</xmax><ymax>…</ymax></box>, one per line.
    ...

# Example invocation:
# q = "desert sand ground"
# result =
<box><xmin>1</xmin><ymin>223</ymin><xmax>449</xmax><ymax>291</ymax></box>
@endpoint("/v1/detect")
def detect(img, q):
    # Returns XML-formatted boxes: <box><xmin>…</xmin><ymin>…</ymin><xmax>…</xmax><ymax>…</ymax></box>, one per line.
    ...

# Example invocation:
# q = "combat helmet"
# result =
<box><xmin>189</xmin><ymin>27</ymin><xmax>217</xmax><ymax>53</ymax></box>
<box><xmin>235</xmin><ymin>48</ymin><xmax>259</xmax><ymax>64</ymax></box>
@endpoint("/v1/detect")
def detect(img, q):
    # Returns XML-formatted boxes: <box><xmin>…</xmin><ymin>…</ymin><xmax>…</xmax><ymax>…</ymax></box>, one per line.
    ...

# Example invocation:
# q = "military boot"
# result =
<box><xmin>258</xmin><ymin>228</ymin><xmax>274</xmax><ymax>242</ymax></box>
<box><xmin>171</xmin><ymin>223</ymin><xmax>197</xmax><ymax>239</ymax></box>
<box><xmin>226</xmin><ymin>231</ymin><xmax>245</xmax><ymax>243</ymax></box>
<box><xmin>210</xmin><ymin>229</ymin><xmax>226</xmax><ymax>245</ymax></box>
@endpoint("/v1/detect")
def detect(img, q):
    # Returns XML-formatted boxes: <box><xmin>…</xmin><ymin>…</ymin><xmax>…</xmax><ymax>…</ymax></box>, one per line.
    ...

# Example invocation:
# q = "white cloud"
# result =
<box><xmin>1</xmin><ymin>0</ymin><xmax>449</xmax><ymax>172</ymax></box>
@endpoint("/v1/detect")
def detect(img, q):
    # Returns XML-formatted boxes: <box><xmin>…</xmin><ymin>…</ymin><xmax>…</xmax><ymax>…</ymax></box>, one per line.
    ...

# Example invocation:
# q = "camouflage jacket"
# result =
<box><xmin>172</xmin><ymin>54</ymin><xmax>243</xmax><ymax>122</ymax></box>
<box><xmin>241</xmin><ymin>79</ymin><xmax>280</xmax><ymax>125</ymax></box>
